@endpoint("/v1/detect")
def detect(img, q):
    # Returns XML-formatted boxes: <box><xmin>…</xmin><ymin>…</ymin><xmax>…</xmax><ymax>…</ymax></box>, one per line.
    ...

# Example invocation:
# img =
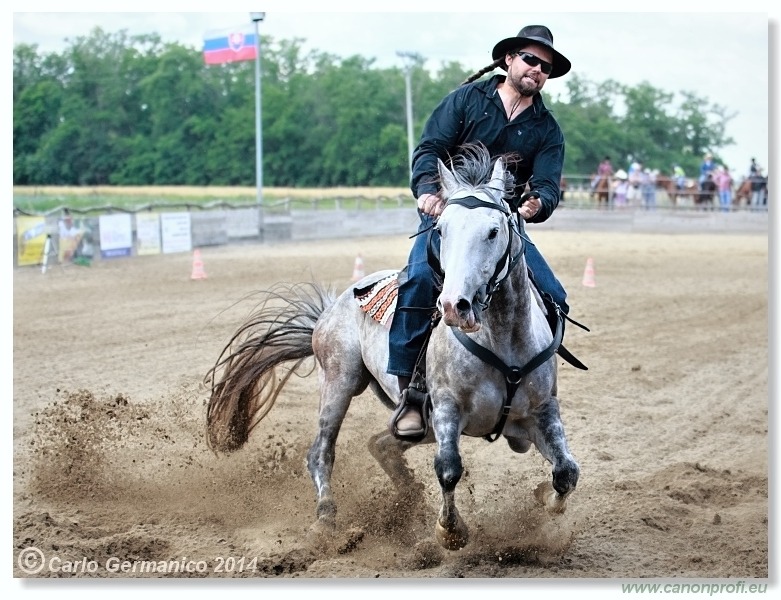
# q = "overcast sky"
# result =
<box><xmin>10</xmin><ymin>2</ymin><xmax>776</xmax><ymax>177</ymax></box>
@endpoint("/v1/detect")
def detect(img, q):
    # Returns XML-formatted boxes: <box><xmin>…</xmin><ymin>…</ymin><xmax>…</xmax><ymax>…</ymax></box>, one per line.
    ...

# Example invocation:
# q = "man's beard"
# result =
<box><xmin>508</xmin><ymin>71</ymin><xmax>541</xmax><ymax>97</ymax></box>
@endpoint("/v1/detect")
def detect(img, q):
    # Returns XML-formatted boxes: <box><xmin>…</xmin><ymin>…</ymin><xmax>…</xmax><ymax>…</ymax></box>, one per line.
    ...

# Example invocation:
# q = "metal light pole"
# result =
<box><xmin>397</xmin><ymin>52</ymin><xmax>418</xmax><ymax>174</ymax></box>
<box><xmin>251</xmin><ymin>12</ymin><xmax>265</xmax><ymax>208</ymax></box>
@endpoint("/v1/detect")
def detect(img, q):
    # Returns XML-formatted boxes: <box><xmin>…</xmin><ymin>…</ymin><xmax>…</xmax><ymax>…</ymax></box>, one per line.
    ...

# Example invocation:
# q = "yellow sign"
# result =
<box><xmin>16</xmin><ymin>216</ymin><xmax>47</xmax><ymax>266</ymax></box>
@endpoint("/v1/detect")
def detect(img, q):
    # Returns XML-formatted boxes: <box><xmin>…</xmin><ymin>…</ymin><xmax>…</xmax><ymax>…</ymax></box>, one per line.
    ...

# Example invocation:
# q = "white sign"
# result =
<box><xmin>135</xmin><ymin>213</ymin><xmax>161</xmax><ymax>256</ymax></box>
<box><xmin>161</xmin><ymin>212</ymin><xmax>192</xmax><ymax>254</ymax></box>
<box><xmin>98</xmin><ymin>213</ymin><xmax>133</xmax><ymax>258</ymax></box>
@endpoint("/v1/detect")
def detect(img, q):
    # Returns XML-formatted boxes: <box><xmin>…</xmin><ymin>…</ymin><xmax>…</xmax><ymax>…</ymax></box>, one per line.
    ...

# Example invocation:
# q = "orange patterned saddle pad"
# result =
<box><xmin>354</xmin><ymin>272</ymin><xmax>398</xmax><ymax>326</ymax></box>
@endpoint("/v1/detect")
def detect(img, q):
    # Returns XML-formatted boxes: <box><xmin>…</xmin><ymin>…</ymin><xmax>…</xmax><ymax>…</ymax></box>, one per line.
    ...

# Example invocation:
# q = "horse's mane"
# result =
<box><xmin>443</xmin><ymin>143</ymin><xmax>518</xmax><ymax>201</ymax></box>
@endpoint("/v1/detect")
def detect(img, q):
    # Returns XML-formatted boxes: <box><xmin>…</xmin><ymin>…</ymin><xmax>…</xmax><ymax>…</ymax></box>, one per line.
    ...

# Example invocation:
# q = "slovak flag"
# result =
<box><xmin>203</xmin><ymin>25</ymin><xmax>257</xmax><ymax>65</ymax></box>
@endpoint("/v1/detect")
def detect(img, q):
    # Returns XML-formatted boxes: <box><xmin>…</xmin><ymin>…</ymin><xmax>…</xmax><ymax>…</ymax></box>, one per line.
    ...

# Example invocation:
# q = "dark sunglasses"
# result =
<box><xmin>515</xmin><ymin>51</ymin><xmax>553</xmax><ymax>75</ymax></box>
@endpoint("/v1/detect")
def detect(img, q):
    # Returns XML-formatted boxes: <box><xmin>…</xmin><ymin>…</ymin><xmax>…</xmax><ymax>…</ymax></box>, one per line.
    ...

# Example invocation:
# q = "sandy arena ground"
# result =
<box><xmin>12</xmin><ymin>227</ymin><xmax>769</xmax><ymax>583</ymax></box>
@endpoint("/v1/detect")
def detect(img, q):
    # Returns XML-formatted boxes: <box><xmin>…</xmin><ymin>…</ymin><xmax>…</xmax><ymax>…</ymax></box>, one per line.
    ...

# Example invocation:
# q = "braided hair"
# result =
<box><xmin>460</xmin><ymin>57</ymin><xmax>505</xmax><ymax>86</ymax></box>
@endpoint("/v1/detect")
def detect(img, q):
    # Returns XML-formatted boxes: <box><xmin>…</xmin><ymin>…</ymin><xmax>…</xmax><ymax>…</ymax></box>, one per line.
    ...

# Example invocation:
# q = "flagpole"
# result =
<box><xmin>396</xmin><ymin>51</ymin><xmax>418</xmax><ymax>175</ymax></box>
<box><xmin>251</xmin><ymin>12</ymin><xmax>265</xmax><ymax>212</ymax></box>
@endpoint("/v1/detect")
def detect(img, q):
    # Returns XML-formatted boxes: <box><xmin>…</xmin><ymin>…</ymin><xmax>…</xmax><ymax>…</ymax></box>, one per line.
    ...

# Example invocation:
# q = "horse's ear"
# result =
<box><xmin>438</xmin><ymin>158</ymin><xmax>458</xmax><ymax>199</ymax></box>
<box><xmin>490</xmin><ymin>157</ymin><xmax>505</xmax><ymax>193</ymax></box>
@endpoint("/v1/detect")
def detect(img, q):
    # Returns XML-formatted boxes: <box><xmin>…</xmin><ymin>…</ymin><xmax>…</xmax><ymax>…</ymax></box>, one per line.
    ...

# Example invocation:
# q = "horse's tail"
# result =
<box><xmin>204</xmin><ymin>282</ymin><xmax>336</xmax><ymax>454</ymax></box>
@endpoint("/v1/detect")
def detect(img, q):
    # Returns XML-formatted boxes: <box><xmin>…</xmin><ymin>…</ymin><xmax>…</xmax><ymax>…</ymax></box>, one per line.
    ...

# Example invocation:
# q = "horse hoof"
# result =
<box><xmin>306</xmin><ymin>517</ymin><xmax>337</xmax><ymax>550</ymax></box>
<box><xmin>534</xmin><ymin>481</ymin><xmax>568</xmax><ymax>514</ymax></box>
<box><xmin>435</xmin><ymin>518</ymin><xmax>469</xmax><ymax>551</ymax></box>
<box><xmin>306</xmin><ymin>519</ymin><xmax>365</xmax><ymax>555</ymax></box>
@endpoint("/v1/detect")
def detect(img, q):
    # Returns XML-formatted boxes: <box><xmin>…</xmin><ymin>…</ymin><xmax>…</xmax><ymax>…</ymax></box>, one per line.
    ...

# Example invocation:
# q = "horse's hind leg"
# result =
<box><xmin>368</xmin><ymin>431</ymin><xmax>430</xmax><ymax>528</ymax></box>
<box><xmin>530</xmin><ymin>397</ymin><xmax>580</xmax><ymax>514</ymax></box>
<box><xmin>306</xmin><ymin>368</ymin><xmax>369</xmax><ymax>531</ymax></box>
<box><xmin>368</xmin><ymin>431</ymin><xmax>423</xmax><ymax>490</ymax></box>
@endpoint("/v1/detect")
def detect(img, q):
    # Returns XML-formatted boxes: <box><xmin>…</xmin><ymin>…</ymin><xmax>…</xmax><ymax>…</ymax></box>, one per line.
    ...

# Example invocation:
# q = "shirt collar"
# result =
<box><xmin>488</xmin><ymin>75</ymin><xmax>546</xmax><ymax>117</ymax></box>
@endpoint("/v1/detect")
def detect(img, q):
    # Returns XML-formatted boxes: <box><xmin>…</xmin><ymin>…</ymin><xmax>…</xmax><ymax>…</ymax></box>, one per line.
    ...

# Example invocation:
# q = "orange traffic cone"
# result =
<box><xmin>351</xmin><ymin>254</ymin><xmax>365</xmax><ymax>281</ymax></box>
<box><xmin>191</xmin><ymin>249</ymin><xmax>207</xmax><ymax>280</ymax></box>
<box><xmin>582</xmin><ymin>257</ymin><xmax>596</xmax><ymax>288</ymax></box>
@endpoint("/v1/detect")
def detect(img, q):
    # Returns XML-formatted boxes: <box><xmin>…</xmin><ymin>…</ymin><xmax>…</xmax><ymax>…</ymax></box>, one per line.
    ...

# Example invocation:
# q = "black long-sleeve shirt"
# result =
<box><xmin>411</xmin><ymin>74</ymin><xmax>565</xmax><ymax>224</ymax></box>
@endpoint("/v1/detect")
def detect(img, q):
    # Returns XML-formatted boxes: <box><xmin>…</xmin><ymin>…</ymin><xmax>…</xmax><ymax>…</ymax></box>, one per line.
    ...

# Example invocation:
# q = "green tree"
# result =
<box><xmin>550</xmin><ymin>75</ymin><xmax>625</xmax><ymax>175</ymax></box>
<box><xmin>13</xmin><ymin>32</ymin><xmax>738</xmax><ymax>189</ymax></box>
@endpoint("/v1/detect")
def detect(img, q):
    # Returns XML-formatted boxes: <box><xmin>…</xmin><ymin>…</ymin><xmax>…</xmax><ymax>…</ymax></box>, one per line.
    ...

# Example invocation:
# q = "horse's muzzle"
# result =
<box><xmin>439</xmin><ymin>296</ymin><xmax>481</xmax><ymax>332</ymax></box>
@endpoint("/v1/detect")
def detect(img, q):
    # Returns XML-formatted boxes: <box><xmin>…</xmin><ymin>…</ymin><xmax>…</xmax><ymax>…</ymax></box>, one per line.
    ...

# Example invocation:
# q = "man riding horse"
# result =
<box><xmin>387</xmin><ymin>24</ymin><xmax>573</xmax><ymax>439</ymax></box>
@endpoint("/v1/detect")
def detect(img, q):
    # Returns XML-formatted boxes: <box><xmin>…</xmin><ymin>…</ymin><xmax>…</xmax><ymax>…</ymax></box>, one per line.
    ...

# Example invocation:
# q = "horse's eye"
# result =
<box><xmin>488</xmin><ymin>227</ymin><xmax>499</xmax><ymax>240</ymax></box>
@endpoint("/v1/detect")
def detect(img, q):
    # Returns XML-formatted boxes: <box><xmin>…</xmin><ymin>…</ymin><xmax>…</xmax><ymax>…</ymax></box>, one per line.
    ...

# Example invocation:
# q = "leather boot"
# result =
<box><xmin>389</xmin><ymin>375</ymin><xmax>425</xmax><ymax>439</ymax></box>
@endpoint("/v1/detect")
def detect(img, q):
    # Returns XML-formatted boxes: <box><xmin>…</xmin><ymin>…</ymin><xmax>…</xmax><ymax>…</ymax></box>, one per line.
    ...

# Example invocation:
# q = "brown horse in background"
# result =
<box><xmin>591</xmin><ymin>175</ymin><xmax>611</xmax><ymax>208</ymax></box>
<box><xmin>734</xmin><ymin>178</ymin><xmax>751</xmax><ymax>207</ymax></box>
<box><xmin>695</xmin><ymin>176</ymin><xmax>717</xmax><ymax>210</ymax></box>
<box><xmin>656</xmin><ymin>174</ymin><xmax>697</xmax><ymax>207</ymax></box>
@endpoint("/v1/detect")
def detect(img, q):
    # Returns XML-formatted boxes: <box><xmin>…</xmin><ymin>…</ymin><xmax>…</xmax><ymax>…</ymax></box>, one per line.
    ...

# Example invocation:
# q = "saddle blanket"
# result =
<box><xmin>354</xmin><ymin>272</ymin><xmax>398</xmax><ymax>327</ymax></box>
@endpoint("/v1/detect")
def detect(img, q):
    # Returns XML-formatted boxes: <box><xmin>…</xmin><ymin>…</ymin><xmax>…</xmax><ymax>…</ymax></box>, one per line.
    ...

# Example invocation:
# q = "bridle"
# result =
<box><xmin>426</xmin><ymin>193</ymin><xmax>528</xmax><ymax>312</ymax></box>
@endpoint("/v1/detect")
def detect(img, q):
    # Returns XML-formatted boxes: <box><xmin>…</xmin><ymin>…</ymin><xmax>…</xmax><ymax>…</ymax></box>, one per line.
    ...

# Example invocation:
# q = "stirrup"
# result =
<box><xmin>388</xmin><ymin>387</ymin><xmax>430</xmax><ymax>442</ymax></box>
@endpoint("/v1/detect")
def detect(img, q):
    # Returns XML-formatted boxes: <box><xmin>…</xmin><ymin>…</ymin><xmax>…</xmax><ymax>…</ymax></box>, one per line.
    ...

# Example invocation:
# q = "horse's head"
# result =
<box><xmin>433</xmin><ymin>144</ymin><xmax>522</xmax><ymax>332</ymax></box>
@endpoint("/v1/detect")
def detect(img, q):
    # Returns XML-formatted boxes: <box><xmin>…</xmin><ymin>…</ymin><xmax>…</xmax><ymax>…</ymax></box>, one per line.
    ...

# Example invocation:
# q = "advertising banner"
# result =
<box><xmin>58</xmin><ymin>213</ymin><xmax>96</xmax><ymax>264</ymax></box>
<box><xmin>136</xmin><ymin>213</ymin><xmax>162</xmax><ymax>256</ymax></box>
<box><xmin>99</xmin><ymin>213</ymin><xmax>133</xmax><ymax>259</ymax></box>
<box><xmin>161</xmin><ymin>212</ymin><xmax>192</xmax><ymax>254</ymax></box>
<box><xmin>15</xmin><ymin>216</ymin><xmax>47</xmax><ymax>266</ymax></box>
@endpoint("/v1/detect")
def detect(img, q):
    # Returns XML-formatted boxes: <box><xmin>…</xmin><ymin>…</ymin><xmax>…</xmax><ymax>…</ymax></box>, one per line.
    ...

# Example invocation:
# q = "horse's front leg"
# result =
<box><xmin>431</xmin><ymin>400</ymin><xmax>469</xmax><ymax>550</ymax></box>
<box><xmin>530</xmin><ymin>397</ymin><xmax>580</xmax><ymax>514</ymax></box>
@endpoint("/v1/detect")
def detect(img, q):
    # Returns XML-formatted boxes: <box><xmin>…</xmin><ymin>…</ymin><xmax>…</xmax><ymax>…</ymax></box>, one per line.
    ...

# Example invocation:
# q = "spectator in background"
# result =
<box><xmin>699</xmin><ymin>173</ymin><xmax>718</xmax><ymax>209</ymax></box>
<box><xmin>699</xmin><ymin>153</ymin><xmax>716</xmax><ymax>190</ymax></box>
<box><xmin>749</xmin><ymin>157</ymin><xmax>761</xmax><ymax>178</ymax></box>
<box><xmin>714</xmin><ymin>166</ymin><xmax>734</xmax><ymax>212</ymax></box>
<box><xmin>598</xmin><ymin>156</ymin><xmax>613</xmax><ymax>177</ymax></box>
<box><xmin>640</xmin><ymin>168</ymin><xmax>657</xmax><ymax>210</ymax></box>
<box><xmin>750</xmin><ymin>169</ymin><xmax>767</xmax><ymax>209</ymax></box>
<box><xmin>627</xmin><ymin>161</ymin><xmax>643</xmax><ymax>205</ymax></box>
<box><xmin>613</xmin><ymin>169</ymin><xmax>629</xmax><ymax>208</ymax></box>
<box><xmin>592</xmin><ymin>155</ymin><xmax>613</xmax><ymax>191</ymax></box>
<box><xmin>673</xmin><ymin>164</ymin><xmax>686</xmax><ymax>190</ymax></box>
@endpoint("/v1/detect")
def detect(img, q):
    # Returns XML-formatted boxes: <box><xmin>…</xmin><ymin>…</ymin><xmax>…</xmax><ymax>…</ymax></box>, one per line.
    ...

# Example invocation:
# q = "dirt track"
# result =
<box><xmin>13</xmin><ymin>227</ymin><xmax>768</xmax><ymax>580</ymax></box>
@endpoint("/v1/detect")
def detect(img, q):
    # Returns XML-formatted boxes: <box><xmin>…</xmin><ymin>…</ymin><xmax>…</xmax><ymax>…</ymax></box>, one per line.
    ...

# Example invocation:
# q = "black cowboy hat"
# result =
<box><xmin>492</xmin><ymin>25</ymin><xmax>571</xmax><ymax>79</ymax></box>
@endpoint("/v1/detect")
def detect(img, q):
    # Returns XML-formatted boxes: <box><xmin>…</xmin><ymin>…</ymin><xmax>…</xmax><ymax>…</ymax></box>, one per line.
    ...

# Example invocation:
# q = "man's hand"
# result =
<box><xmin>518</xmin><ymin>195</ymin><xmax>541</xmax><ymax>220</ymax></box>
<box><xmin>417</xmin><ymin>193</ymin><xmax>445</xmax><ymax>217</ymax></box>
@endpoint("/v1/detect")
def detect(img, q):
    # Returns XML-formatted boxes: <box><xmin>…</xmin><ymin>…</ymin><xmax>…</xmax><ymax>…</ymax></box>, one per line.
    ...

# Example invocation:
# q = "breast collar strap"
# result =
<box><xmin>452</xmin><ymin>303</ymin><xmax>564</xmax><ymax>443</ymax></box>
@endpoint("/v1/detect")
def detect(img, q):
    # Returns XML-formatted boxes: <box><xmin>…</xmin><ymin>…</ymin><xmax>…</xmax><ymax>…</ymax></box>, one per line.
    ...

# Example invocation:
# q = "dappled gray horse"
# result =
<box><xmin>205</xmin><ymin>143</ymin><xmax>580</xmax><ymax>550</ymax></box>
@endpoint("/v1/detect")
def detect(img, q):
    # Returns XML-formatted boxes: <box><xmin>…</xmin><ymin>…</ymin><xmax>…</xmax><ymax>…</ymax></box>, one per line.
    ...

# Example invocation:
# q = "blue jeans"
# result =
<box><xmin>387</xmin><ymin>213</ymin><xmax>569</xmax><ymax>378</ymax></box>
<box><xmin>719</xmin><ymin>190</ymin><xmax>732</xmax><ymax>212</ymax></box>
